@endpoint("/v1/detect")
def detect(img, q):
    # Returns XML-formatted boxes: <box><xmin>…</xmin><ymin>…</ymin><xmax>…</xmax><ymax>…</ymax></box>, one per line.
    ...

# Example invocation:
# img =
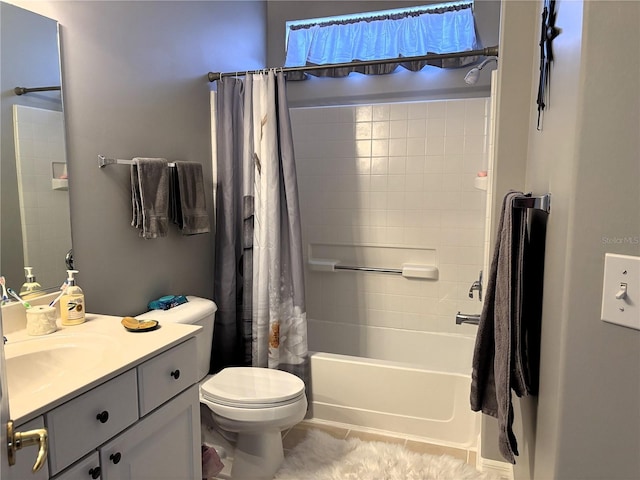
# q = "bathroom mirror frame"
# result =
<box><xmin>0</xmin><ymin>1</ymin><xmax>72</xmax><ymax>300</ymax></box>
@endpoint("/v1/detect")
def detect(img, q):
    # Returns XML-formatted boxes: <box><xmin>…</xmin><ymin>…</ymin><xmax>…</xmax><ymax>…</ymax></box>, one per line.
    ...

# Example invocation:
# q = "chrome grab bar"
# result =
<box><xmin>456</xmin><ymin>312</ymin><xmax>480</xmax><ymax>325</ymax></box>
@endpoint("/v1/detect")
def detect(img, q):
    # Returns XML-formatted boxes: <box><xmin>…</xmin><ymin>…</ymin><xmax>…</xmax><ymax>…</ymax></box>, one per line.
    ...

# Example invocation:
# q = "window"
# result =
<box><xmin>285</xmin><ymin>1</ymin><xmax>479</xmax><ymax>73</ymax></box>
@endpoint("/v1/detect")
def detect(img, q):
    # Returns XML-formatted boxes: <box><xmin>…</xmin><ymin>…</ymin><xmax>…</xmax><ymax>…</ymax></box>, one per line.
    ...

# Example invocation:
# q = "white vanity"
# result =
<box><xmin>3</xmin><ymin>302</ymin><xmax>202</xmax><ymax>480</ymax></box>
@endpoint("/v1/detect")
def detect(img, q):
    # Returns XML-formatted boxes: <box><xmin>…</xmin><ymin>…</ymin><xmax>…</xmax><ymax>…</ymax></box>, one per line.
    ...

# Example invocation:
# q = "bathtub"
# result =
<box><xmin>308</xmin><ymin>330</ymin><xmax>480</xmax><ymax>449</ymax></box>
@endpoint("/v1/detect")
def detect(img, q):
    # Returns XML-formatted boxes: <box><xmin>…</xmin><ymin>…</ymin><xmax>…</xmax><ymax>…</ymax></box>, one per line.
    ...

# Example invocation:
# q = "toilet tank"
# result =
<box><xmin>137</xmin><ymin>296</ymin><xmax>217</xmax><ymax>381</ymax></box>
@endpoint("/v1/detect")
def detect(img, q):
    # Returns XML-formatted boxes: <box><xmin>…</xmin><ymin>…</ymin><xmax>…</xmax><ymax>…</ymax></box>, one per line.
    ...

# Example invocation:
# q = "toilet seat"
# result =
<box><xmin>201</xmin><ymin>367</ymin><xmax>305</xmax><ymax>408</ymax></box>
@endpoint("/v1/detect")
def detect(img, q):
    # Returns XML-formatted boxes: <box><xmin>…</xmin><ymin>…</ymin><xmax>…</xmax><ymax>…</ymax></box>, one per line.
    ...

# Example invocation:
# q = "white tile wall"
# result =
<box><xmin>291</xmin><ymin>98</ymin><xmax>491</xmax><ymax>358</ymax></box>
<box><xmin>13</xmin><ymin>105</ymin><xmax>71</xmax><ymax>289</ymax></box>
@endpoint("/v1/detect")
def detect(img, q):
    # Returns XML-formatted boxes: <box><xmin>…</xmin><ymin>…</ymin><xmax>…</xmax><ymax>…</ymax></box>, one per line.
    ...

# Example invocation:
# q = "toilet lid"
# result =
<box><xmin>201</xmin><ymin>367</ymin><xmax>305</xmax><ymax>407</ymax></box>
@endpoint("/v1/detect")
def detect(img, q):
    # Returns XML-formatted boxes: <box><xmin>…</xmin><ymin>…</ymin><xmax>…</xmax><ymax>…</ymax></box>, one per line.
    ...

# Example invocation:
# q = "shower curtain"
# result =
<box><xmin>212</xmin><ymin>70</ymin><xmax>308</xmax><ymax>385</ymax></box>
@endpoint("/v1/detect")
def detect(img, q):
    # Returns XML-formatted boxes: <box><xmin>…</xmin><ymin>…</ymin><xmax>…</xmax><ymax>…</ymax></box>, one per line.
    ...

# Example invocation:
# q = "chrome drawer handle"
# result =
<box><xmin>170</xmin><ymin>369</ymin><xmax>181</xmax><ymax>380</ymax></box>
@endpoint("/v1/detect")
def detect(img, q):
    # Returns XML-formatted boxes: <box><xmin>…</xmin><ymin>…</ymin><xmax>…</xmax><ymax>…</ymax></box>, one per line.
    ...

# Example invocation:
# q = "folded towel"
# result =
<box><xmin>131</xmin><ymin>158</ymin><xmax>169</xmax><ymax>239</ymax></box>
<box><xmin>470</xmin><ymin>190</ymin><xmax>532</xmax><ymax>464</ymax></box>
<box><xmin>170</xmin><ymin>161</ymin><xmax>210</xmax><ymax>235</ymax></box>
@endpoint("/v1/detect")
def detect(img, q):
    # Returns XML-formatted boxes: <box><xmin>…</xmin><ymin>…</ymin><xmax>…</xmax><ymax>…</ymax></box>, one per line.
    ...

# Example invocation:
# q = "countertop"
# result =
<box><xmin>5</xmin><ymin>312</ymin><xmax>201</xmax><ymax>425</ymax></box>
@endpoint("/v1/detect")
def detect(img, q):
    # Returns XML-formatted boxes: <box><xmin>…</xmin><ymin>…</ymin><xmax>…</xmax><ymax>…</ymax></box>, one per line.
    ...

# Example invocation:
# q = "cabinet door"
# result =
<box><xmin>100</xmin><ymin>385</ymin><xmax>201</xmax><ymax>480</ymax></box>
<box><xmin>53</xmin><ymin>452</ymin><xmax>101</xmax><ymax>480</ymax></box>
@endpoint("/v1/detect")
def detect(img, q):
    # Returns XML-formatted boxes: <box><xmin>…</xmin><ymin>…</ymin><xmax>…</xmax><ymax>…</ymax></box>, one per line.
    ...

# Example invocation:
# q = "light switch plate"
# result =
<box><xmin>601</xmin><ymin>253</ymin><xmax>640</xmax><ymax>330</ymax></box>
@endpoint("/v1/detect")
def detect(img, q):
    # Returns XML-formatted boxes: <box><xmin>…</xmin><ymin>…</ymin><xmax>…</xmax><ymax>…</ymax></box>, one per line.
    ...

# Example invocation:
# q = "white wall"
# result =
<box><xmin>292</xmin><ymin>98</ymin><xmax>490</xmax><ymax>364</ymax></box>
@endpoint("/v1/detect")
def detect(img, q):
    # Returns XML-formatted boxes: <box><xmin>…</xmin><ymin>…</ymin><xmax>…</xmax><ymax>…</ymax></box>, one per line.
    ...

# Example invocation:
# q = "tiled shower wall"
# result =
<box><xmin>13</xmin><ymin>105</ymin><xmax>71</xmax><ymax>289</ymax></box>
<box><xmin>290</xmin><ymin>98</ymin><xmax>490</xmax><ymax>364</ymax></box>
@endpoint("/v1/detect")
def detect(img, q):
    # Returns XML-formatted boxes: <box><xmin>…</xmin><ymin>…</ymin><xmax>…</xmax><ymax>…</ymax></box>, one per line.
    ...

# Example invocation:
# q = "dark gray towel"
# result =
<box><xmin>470</xmin><ymin>190</ymin><xmax>532</xmax><ymax>464</ymax></box>
<box><xmin>170</xmin><ymin>161</ymin><xmax>210</xmax><ymax>235</ymax></box>
<box><xmin>131</xmin><ymin>158</ymin><xmax>169</xmax><ymax>239</ymax></box>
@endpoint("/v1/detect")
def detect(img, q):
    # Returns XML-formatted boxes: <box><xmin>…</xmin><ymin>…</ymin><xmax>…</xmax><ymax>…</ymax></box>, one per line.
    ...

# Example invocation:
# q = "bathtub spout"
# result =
<box><xmin>456</xmin><ymin>312</ymin><xmax>480</xmax><ymax>325</ymax></box>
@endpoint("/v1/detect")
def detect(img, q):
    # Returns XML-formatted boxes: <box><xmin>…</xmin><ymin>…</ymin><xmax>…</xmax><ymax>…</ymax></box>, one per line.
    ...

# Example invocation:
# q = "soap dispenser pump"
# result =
<box><xmin>20</xmin><ymin>266</ymin><xmax>42</xmax><ymax>299</ymax></box>
<box><xmin>60</xmin><ymin>270</ymin><xmax>85</xmax><ymax>326</ymax></box>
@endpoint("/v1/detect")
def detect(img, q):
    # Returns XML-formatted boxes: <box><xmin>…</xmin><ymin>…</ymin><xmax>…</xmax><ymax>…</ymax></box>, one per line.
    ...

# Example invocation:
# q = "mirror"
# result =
<box><xmin>0</xmin><ymin>2</ymin><xmax>71</xmax><ymax>299</ymax></box>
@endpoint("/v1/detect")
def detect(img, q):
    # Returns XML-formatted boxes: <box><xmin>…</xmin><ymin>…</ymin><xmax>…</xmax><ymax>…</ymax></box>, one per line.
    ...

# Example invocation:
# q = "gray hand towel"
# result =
<box><xmin>131</xmin><ymin>158</ymin><xmax>169</xmax><ymax>239</ymax></box>
<box><xmin>170</xmin><ymin>161</ymin><xmax>210</xmax><ymax>235</ymax></box>
<box><xmin>470</xmin><ymin>190</ymin><xmax>532</xmax><ymax>464</ymax></box>
<box><xmin>131</xmin><ymin>163</ymin><xmax>142</xmax><ymax>229</ymax></box>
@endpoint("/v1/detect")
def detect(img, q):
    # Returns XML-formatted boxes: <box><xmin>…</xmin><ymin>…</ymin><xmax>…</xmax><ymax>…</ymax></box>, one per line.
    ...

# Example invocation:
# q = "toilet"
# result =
<box><xmin>137</xmin><ymin>296</ymin><xmax>307</xmax><ymax>480</ymax></box>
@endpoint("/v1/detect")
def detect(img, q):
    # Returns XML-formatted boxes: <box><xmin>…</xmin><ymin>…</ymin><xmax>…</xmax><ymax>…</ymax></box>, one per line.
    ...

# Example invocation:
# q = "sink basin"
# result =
<box><xmin>4</xmin><ymin>333</ymin><xmax>119</xmax><ymax>398</ymax></box>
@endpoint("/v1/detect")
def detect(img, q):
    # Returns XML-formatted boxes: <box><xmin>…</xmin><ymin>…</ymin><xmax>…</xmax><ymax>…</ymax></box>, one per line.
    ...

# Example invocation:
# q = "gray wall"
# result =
<box><xmin>267</xmin><ymin>0</ymin><xmax>501</xmax><ymax>106</ymax></box>
<box><xmin>495</xmin><ymin>1</ymin><xmax>640</xmax><ymax>478</ymax></box>
<box><xmin>0</xmin><ymin>3</ymin><xmax>62</xmax><ymax>292</ymax></box>
<box><xmin>13</xmin><ymin>0</ymin><xmax>267</xmax><ymax>316</ymax></box>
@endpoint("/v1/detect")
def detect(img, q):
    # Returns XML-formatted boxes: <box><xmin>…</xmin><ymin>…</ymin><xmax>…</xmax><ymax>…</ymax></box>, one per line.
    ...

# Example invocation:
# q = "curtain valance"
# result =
<box><xmin>285</xmin><ymin>2</ymin><xmax>480</xmax><ymax>78</ymax></box>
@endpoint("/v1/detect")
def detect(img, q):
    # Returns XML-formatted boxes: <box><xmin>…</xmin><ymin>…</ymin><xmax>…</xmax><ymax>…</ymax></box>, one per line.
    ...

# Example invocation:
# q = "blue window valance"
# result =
<box><xmin>285</xmin><ymin>1</ymin><xmax>480</xmax><ymax>77</ymax></box>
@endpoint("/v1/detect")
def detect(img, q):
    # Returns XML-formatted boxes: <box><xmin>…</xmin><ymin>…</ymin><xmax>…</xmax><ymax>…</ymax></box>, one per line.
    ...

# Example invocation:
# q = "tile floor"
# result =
<box><xmin>282</xmin><ymin>419</ymin><xmax>478</xmax><ymax>467</ymax></box>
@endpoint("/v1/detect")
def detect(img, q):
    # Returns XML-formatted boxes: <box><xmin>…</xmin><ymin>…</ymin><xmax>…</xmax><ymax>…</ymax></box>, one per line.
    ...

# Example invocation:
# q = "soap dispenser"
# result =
<box><xmin>20</xmin><ymin>266</ymin><xmax>42</xmax><ymax>299</ymax></box>
<box><xmin>60</xmin><ymin>270</ymin><xmax>85</xmax><ymax>326</ymax></box>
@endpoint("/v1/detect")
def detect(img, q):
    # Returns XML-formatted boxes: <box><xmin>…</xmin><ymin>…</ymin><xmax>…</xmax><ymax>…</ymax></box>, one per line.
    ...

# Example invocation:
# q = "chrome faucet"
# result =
<box><xmin>456</xmin><ymin>312</ymin><xmax>480</xmax><ymax>325</ymax></box>
<box><xmin>468</xmin><ymin>270</ymin><xmax>483</xmax><ymax>301</ymax></box>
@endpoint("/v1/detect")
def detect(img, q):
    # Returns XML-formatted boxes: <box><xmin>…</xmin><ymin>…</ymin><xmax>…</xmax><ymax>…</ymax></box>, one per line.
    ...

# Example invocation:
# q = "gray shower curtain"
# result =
<box><xmin>212</xmin><ymin>70</ymin><xmax>308</xmax><ymax>385</ymax></box>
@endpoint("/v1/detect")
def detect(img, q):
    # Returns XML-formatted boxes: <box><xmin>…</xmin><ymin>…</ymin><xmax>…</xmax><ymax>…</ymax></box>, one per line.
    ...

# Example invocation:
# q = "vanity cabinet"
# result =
<box><xmin>44</xmin><ymin>337</ymin><xmax>201</xmax><ymax>480</ymax></box>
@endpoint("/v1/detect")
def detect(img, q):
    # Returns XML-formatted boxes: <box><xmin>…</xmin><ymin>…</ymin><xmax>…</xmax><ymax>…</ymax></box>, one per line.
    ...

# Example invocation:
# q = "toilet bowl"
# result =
<box><xmin>200</xmin><ymin>367</ymin><xmax>307</xmax><ymax>480</ymax></box>
<box><xmin>138</xmin><ymin>296</ymin><xmax>307</xmax><ymax>480</ymax></box>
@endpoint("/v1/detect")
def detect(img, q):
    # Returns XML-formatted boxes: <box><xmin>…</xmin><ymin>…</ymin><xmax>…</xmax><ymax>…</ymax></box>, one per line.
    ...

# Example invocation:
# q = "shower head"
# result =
<box><xmin>464</xmin><ymin>57</ymin><xmax>498</xmax><ymax>85</ymax></box>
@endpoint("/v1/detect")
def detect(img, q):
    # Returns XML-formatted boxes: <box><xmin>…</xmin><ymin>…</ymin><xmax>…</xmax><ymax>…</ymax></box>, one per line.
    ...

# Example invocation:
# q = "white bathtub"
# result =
<box><xmin>309</xmin><ymin>331</ymin><xmax>480</xmax><ymax>449</ymax></box>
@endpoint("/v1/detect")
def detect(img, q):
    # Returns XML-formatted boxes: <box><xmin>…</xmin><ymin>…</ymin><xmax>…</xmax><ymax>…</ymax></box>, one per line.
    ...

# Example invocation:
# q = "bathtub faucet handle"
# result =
<box><xmin>468</xmin><ymin>270</ymin><xmax>483</xmax><ymax>301</ymax></box>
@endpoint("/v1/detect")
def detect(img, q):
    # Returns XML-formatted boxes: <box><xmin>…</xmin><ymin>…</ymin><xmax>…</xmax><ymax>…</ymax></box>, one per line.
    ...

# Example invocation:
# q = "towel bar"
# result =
<box><xmin>513</xmin><ymin>193</ymin><xmax>551</xmax><ymax>213</ymax></box>
<box><xmin>334</xmin><ymin>265</ymin><xmax>402</xmax><ymax>275</ymax></box>
<box><xmin>98</xmin><ymin>155</ymin><xmax>176</xmax><ymax>168</ymax></box>
<box><xmin>308</xmin><ymin>259</ymin><xmax>438</xmax><ymax>280</ymax></box>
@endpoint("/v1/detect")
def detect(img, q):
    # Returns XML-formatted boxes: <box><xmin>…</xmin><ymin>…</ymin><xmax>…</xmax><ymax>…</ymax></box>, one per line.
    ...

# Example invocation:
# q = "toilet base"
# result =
<box><xmin>231</xmin><ymin>429</ymin><xmax>284</xmax><ymax>480</ymax></box>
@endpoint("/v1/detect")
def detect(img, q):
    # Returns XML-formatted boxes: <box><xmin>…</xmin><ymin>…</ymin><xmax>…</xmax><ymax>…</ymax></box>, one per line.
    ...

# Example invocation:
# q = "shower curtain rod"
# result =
<box><xmin>14</xmin><ymin>85</ymin><xmax>61</xmax><ymax>96</ymax></box>
<box><xmin>207</xmin><ymin>45</ymin><xmax>499</xmax><ymax>82</ymax></box>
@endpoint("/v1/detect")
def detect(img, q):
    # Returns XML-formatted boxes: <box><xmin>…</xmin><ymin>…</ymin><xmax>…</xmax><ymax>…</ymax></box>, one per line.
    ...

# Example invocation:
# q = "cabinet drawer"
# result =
<box><xmin>137</xmin><ymin>337</ymin><xmax>197</xmax><ymax>416</ymax></box>
<box><xmin>47</xmin><ymin>369</ymin><xmax>138</xmax><ymax>475</ymax></box>
<box><xmin>53</xmin><ymin>451</ymin><xmax>100</xmax><ymax>480</ymax></box>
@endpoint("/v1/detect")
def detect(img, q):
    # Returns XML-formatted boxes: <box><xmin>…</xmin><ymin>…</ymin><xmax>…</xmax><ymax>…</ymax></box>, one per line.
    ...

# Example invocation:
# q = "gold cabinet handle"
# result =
<box><xmin>7</xmin><ymin>420</ymin><xmax>48</xmax><ymax>473</ymax></box>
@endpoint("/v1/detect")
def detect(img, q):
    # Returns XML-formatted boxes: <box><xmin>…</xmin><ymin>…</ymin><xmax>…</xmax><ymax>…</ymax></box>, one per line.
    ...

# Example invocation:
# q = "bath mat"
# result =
<box><xmin>274</xmin><ymin>430</ymin><xmax>497</xmax><ymax>480</ymax></box>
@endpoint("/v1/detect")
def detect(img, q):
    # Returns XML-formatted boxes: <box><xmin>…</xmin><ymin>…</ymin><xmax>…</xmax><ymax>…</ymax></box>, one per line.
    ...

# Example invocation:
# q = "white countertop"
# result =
<box><xmin>5</xmin><ymin>312</ymin><xmax>201</xmax><ymax>425</ymax></box>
